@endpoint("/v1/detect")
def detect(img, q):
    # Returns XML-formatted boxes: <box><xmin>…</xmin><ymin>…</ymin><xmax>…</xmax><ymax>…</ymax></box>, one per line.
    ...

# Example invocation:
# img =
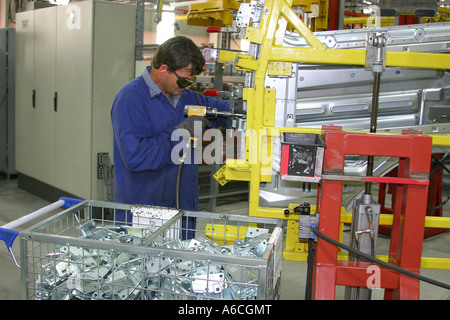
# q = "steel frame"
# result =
<box><xmin>217</xmin><ymin>0</ymin><xmax>450</xmax><ymax>218</ymax></box>
<box><xmin>214</xmin><ymin>0</ymin><xmax>450</xmax><ymax>269</ymax></box>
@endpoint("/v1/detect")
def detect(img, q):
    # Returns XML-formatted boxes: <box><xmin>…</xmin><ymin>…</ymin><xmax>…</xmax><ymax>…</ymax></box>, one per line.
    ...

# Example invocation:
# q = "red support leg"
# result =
<box><xmin>395</xmin><ymin>183</ymin><xmax>427</xmax><ymax>299</ymax></box>
<box><xmin>329</xmin><ymin>0</ymin><xmax>340</xmax><ymax>30</ymax></box>
<box><xmin>312</xmin><ymin>130</ymin><xmax>346</xmax><ymax>300</ymax></box>
<box><xmin>312</xmin><ymin>180</ymin><xmax>343</xmax><ymax>299</ymax></box>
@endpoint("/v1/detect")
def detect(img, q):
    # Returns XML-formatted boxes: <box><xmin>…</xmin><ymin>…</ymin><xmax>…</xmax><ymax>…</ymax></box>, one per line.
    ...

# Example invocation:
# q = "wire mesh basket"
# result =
<box><xmin>19</xmin><ymin>200</ymin><xmax>283</xmax><ymax>300</ymax></box>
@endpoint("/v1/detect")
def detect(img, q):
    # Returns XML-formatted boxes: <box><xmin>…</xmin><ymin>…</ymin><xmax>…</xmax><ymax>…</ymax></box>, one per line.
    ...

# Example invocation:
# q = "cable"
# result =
<box><xmin>311</xmin><ymin>226</ymin><xmax>450</xmax><ymax>291</ymax></box>
<box><xmin>176</xmin><ymin>161</ymin><xmax>184</xmax><ymax>210</ymax></box>
<box><xmin>427</xmin><ymin>154</ymin><xmax>450</xmax><ymax>211</ymax></box>
<box><xmin>305</xmin><ymin>238</ymin><xmax>315</xmax><ymax>300</ymax></box>
<box><xmin>176</xmin><ymin>138</ymin><xmax>193</xmax><ymax>210</ymax></box>
<box><xmin>427</xmin><ymin>196</ymin><xmax>450</xmax><ymax>211</ymax></box>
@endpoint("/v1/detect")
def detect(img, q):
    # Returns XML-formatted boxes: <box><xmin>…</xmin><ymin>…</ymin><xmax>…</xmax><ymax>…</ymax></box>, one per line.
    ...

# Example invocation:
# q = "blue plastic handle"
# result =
<box><xmin>59</xmin><ymin>197</ymin><xmax>83</xmax><ymax>208</ymax></box>
<box><xmin>0</xmin><ymin>228</ymin><xmax>20</xmax><ymax>251</ymax></box>
<box><xmin>0</xmin><ymin>197</ymin><xmax>82</xmax><ymax>249</ymax></box>
<box><xmin>0</xmin><ymin>197</ymin><xmax>83</xmax><ymax>268</ymax></box>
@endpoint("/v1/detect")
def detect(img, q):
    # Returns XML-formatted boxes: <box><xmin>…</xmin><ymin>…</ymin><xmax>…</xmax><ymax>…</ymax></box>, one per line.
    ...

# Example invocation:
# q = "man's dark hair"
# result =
<box><xmin>152</xmin><ymin>36</ymin><xmax>205</xmax><ymax>75</ymax></box>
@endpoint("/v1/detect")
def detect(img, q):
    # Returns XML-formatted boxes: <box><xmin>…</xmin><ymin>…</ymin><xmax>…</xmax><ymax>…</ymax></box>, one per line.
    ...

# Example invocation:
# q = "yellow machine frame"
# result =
<box><xmin>214</xmin><ymin>0</ymin><xmax>450</xmax><ymax>270</ymax></box>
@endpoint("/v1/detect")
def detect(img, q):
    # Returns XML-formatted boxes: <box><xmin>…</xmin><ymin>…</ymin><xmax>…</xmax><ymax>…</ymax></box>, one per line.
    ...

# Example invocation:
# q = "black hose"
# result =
<box><xmin>427</xmin><ymin>196</ymin><xmax>450</xmax><ymax>211</ymax></box>
<box><xmin>176</xmin><ymin>161</ymin><xmax>184</xmax><ymax>210</ymax></box>
<box><xmin>311</xmin><ymin>226</ymin><xmax>450</xmax><ymax>291</ymax></box>
<box><xmin>305</xmin><ymin>237</ymin><xmax>315</xmax><ymax>300</ymax></box>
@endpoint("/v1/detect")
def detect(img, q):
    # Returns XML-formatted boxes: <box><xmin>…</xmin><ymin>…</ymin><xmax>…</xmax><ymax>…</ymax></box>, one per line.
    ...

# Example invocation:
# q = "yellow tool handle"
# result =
<box><xmin>186</xmin><ymin>105</ymin><xmax>206</xmax><ymax>117</ymax></box>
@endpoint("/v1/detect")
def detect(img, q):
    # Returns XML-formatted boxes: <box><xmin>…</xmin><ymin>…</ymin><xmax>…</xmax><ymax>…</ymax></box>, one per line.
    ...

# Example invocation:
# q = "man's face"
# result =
<box><xmin>159</xmin><ymin>64</ymin><xmax>196</xmax><ymax>97</ymax></box>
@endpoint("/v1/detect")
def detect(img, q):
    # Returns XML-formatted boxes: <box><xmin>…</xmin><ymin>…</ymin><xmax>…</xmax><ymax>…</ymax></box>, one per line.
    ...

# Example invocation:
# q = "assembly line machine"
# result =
<box><xmin>8</xmin><ymin>0</ymin><xmax>450</xmax><ymax>300</ymax></box>
<box><xmin>202</xmin><ymin>0</ymin><xmax>450</xmax><ymax>299</ymax></box>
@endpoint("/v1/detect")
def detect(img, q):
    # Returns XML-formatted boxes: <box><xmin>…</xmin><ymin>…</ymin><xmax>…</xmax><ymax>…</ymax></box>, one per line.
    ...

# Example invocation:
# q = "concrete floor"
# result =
<box><xmin>1</xmin><ymin>175</ymin><xmax>449</xmax><ymax>300</ymax></box>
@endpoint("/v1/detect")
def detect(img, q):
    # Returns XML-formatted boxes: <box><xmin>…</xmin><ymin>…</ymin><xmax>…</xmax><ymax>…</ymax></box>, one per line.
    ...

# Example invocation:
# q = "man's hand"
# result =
<box><xmin>176</xmin><ymin>115</ymin><xmax>211</xmax><ymax>139</ymax></box>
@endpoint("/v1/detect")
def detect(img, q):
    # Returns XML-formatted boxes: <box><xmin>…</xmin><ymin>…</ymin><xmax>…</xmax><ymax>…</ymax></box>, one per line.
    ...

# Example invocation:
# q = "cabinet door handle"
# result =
<box><xmin>32</xmin><ymin>90</ymin><xmax>36</xmax><ymax>108</ymax></box>
<box><xmin>54</xmin><ymin>92</ymin><xmax>58</xmax><ymax>112</ymax></box>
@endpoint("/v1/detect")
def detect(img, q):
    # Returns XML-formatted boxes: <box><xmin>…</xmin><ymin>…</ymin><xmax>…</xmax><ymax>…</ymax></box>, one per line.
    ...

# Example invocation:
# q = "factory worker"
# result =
<box><xmin>111</xmin><ymin>36</ymin><xmax>230</xmax><ymax>228</ymax></box>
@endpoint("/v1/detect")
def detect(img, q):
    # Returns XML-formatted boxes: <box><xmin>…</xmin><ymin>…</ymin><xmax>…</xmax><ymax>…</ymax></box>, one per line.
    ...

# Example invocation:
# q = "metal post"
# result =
<box><xmin>344</xmin><ymin>33</ymin><xmax>387</xmax><ymax>300</ymax></box>
<box><xmin>365</xmin><ymin>71</ymin><xmax>382</xmax><ymax>195</ymax></box>
<box><xmin>365</xmin><ymin>33</ymin><xmax>387</xmax><ymax>195</ymax></box>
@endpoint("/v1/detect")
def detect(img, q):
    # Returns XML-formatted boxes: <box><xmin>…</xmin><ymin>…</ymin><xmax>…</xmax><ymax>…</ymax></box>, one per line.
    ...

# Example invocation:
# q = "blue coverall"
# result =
<box><xmin>111</xmin><ymin>67</ymin><xmax>229</xmax><ymax>224</ymax></box>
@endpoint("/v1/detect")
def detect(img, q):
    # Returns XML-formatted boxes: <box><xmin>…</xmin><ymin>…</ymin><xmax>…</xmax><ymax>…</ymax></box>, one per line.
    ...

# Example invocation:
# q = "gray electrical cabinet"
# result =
<box><xmin>15</xmin><ymin>0</ymin><xmax>135</xmax><ymax>201</ymax></box>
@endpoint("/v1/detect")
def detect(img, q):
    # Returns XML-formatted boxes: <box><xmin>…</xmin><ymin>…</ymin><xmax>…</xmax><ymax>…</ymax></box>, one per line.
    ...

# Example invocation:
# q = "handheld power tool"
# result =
<box><xmin>184</xmin><ymin>105</ymin><xmax>245</xmax><ymax>119</ymax></box>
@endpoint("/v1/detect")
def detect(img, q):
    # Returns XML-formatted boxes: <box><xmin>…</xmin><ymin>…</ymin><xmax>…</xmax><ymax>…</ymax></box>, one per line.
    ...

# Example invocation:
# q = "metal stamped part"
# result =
<box><xmin>34</xmin><ymin>221</ymin><xmax>272</xmax><ymax>300</ymax></box>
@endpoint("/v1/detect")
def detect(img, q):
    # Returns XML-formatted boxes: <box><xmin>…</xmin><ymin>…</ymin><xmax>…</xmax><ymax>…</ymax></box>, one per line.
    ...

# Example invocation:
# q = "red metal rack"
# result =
<box><xmin>312</xmin><ymin>128</ymin><xmax>432</xmax><ymax>300</ymax></box>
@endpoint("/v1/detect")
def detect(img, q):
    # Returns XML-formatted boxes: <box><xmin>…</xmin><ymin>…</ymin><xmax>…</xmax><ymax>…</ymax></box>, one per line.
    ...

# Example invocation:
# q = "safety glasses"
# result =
<box><xmin>173</xmin><ymin>70</ymin><xmax>196</xmax><ymax>88</ymax></box>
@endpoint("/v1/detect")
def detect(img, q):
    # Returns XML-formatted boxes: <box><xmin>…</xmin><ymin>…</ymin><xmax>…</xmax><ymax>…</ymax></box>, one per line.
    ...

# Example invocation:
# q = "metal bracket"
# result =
<box><xmin>299</xmin><ymin>213</ymin><xmax>319</xmax><ymax>241</ymax></box>
<box><xmin>365</xmin><ymin>32</ymin><xmax>388</xmax><ymax>73</ymax></box>
<box><xmin>213</xmin><ymin>165</ymin><xmax>229</xmax><ymax>186</ymax></box>
<box><xmin>236</xmin><ymin>1</ymin><xmax>265</xmax><ymax>27</ymax></box>
<box><xmin>287</xmin><ymin>203</ymin><xmax>319</xmax><ymax>240</ymax></box>
<box><xmin>268</xmin><ymin>62</ymin><xmax>293</xmax><ymax>77</ymax></box>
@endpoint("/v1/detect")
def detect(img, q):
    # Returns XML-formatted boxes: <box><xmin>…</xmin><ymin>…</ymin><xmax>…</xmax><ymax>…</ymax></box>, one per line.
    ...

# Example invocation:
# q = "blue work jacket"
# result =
<box><xmin>111</xmin><ymin>67</ymin><xmax>229</xmax><ymax>215</ymax></box>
